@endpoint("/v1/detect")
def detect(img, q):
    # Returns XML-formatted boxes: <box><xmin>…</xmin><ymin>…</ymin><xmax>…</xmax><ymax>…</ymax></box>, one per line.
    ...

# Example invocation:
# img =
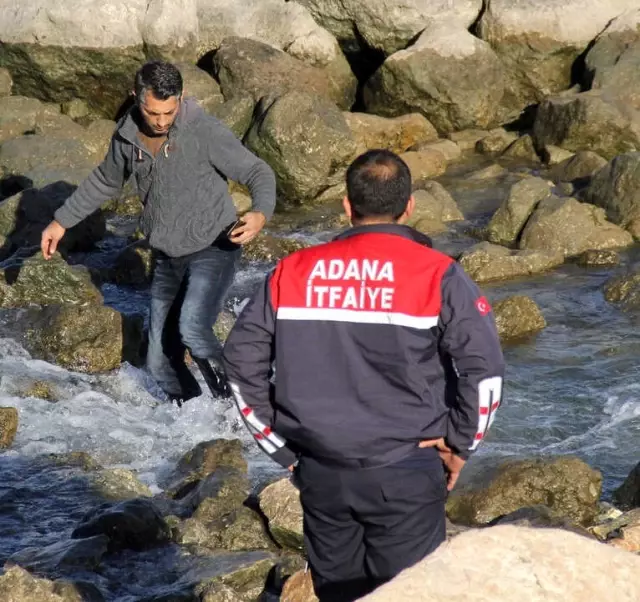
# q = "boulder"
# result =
<box><xmin>398</xmin><ymin>149</ymin><xmax>447</xmax><ymax>184</ymax></box>
<box><xmin>0</xmin><ymin>406</ymin><xmax>18</xmax><ymax>448</ymax></box>
<box><xmin>164</xmin><ymin>438</ymin><xmax>247</xmax><ymax>498</ymax></box>
<box><xmin>501</xmin><ymin>134</ymin><xmax>540</xmax><ymax>163</ymax></box>
<box><xmin>295</xmin><ymin>0</ymin><xmax>482</xmax><ymax>55</ymax></box>
<box><xmin>22</xmin><ymin>304</ymin><xmax>142</xmax><ymax>373</ymax></box>
<box><xmin>0</xmin><ymin>0</ymin><xmax>148</xmax><ymax>117</ymax></box>
<box><xmin>140</xmin><ymin>0</ymin><xmax>199</xmax><ymax>62</ymax></box>
<box><xmin>448</xmin><ymin>129</ymin><xmax>491</xmax><ymax>153</ymax></box>
<box><xmin>0</xmin><ymin>67</ymin><xmax>12</xmax><ymax>96</ymax></box>
<box><xmin>182</xmin><ymin>469</ymin><xmax>250</xmax><ymax>521</ymax></box>
<box><xmin>61</xmin><ymin>98</ymin><xmax>90</xmax><ymax>120</ymax></box>
<box><xmin>415</xmin><ymin>140</ymin><xmax>462</xmax><ymax>163</ymax></box>
<box><xmin>408</xmin><ymin>183</ymin><xmax>463</xmax><ymax>230</ymax></box>
<box><xmin>577</xmin><ymin>249</ymin><xmax>621</xmax><ymax>267</ymax></box>
<box><xmin>533</xmin><ymin>91</ymin><xmax>640</xmax><ymax>160</ymax></box>
<box><xmin>609</xmin><ymin>523</ymin><xmax>640</xmax><ymax>553</ymax></box>
<box><xmin>476</xmin><ymin>128</ymin><xmax>518</xmax><ymax>155</ymax></box>
<box><xmin>212</xmin><ymin>37</ymin><xmax>356</xmax><ymax>111</ymax></box>
<box><xmin>604</xmin><ymin>270</ymin><xmax>640</xmax><ymax>310</ymax></box>
<box><xmin>72</xmin><ymin>498</ymin><xmax>171</xmax><ymax>553</ymax></box>
<box><xmin>89</xmin><ymin>468</ymin><xmax>153</xmax><ymax>501</ymax></box>
<box><xmin>477</xmin><ymin>0</ymin><xmax>640</xmax><ymax>110</ymax></box>
<box><xmin>458</xmin><ymin>242</ymin><xmax>564</xmax><ymax>283</ymax></box>
<box><xmin>519</xmin><ymin>196</ymin><xmax>633</xmax><ymax>257</ymax></box>
<box><xmin>0</xmin><ymin>96</ymin><xmax>44</xmax><ymax>143</ymax></box>
<box><xmin>359</xmin><ymin>525</ymin><xmax>640</xmax><ymax>602</ymax></box>
<box><xmin>591</xmin><ymin>508</ymin><xmax>640</xmax><ymax>540</ymax></box>
<box><xmin>0</xmin><ymin>566</ymin><xmax>70</xmax><ymax>602</ymax></box>
<box><xmin>613</xmin><ymin>462</ymin><xmax>640</xmax><ymax>510</ymax></box>
<box><xmin>209</xmin><ymin>96</ymin><xmax>257</xmax><ymax>140</ymax></box>
<box><xmin>108</xmin><ymin>242</ymin><xmax>153</xmax><ymax>288</ymax></box>
<box><xmin>213</xmin><ymin>310</ymin><xmax>236</xmax><ymax>344</ymax></box>
<box><xmin>493</xmin><ymin>296</ymin><xmax>546</xmax><ymax>341</ymax></box>
<box><xmin>550</xmin><ymin>151</ymin><xmax>608</xmax><ymax>186</ymax></box>
<box><xmin>243</xmin><ymin>234</ymin><xmax>308</xmax><ymax>264</ymax></box>
<box><xmin>197</xmin><ymin>0</ymin><xmax>347</xmax><ymax>66</ymax></box>
<box><xmin>174</xmin><ymin>507</ymin><xmax>272</xmax><ymax>552</ymax></box>
<box><xmin>195</xmin><ymin>557</ymin><xmax>275</xmax><ymax>602</ymax></box>
<box><xmin>486</xmin><ymin>177</ymin><xmax>553</xmax><ymax>246</ymax></box>
<box><xmin>259</xmin><ymin>478</ymin><xmax>304</xmax><ymax>551</ymax></box>
<box><xmin>8</xmin><ymin>535</ymin><xmax>109</xmax><ymax>573</ymax></box>
<box><xmin>80</xmin><ymin>119</ymin><xmax>117</xmax><ymax>162</ymax></box>
<box><xmin>0</xmin><ymin>253</ymin><xmax>103</xmax><ymax>309</ymax></box>
<box><xmin>446</xmin><ymin>456</ymin><xmax>602</xmax><ymax>527</ymax></box>
<box><xmin>177</xmin><ymin>63</ymin><xmax>224</xmax><ymax>114</ymax></box>
<box><xmin>0</xmin><ymin>135</ymin><xmax>95</xmax><ymax>176</ymax></box>
<box><xmin>582</xmin><ymin>152</ymin><xmax>640</xmax><ymax>228</ymax></box>
<box><xmin>33</xmin><ymin>106</ymin><xmax>86</xmax><ymax>140</ymax></box>
<box><xmin>246</xmin><ymin>92</ymin><xmax>357</xmax><ymax>204</ymax></box>
<box><xmin>543</xmin><ymin>145</ymin><xmax>575</xmax><ymax>166</ymax></box>
<box><xmin>343</xmin><ymin>112</ymin><xmax>438</xmax><ymax>155</ymax></box>
<box><xmin>464</xmin><ymin>163</ymin><xmax>508</xmax><ymax>181</ymax></box>
<box><xmin>585</xmin><ymin>9</ymin><xmax>640</xmax><ymax>109</ymax></box>
<box><xmin>364</xmin><ymin>22</ymin><xmax>509</xmax><ymax>135</ymax></box>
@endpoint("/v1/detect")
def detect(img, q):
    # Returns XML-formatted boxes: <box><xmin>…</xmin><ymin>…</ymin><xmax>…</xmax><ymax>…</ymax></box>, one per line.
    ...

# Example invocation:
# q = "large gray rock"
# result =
<box><xmin>585</xmin><ymin>9</ymin><xmax>640</xmax><ymax>110</ymax></box>
<box><xmin>0</xmin><ymin>67</ymin><xmax>11</xmax><ymax>96</ymax></box>
<box><xmin>295</xmin><ymin>0</ymin><xmax>483</xmax><ymax>55</ymax></box>
<box><xmin>246</xmin><ymin>92</ymin><xmax>357</xmax><ymax>204</ymax></box>
<box><xmin>176</xmin><ymin>63</ymin><xmax>224</xmax><ymax>114</ymax></box>
<box><xmin>486</xmin><ymin>177</ymin><xmax>553</xmax><ymax>246</ymax></box>
<box><xmin>410</xmin><ymin>182</ymin><xmax>463</xmax><ymax>224</ymax></box>
<box><xmin>477</xmin><ymin>0</ymin><xmax>640</xmax><ymax>111</ymax></box>
<box><xmin>344</xmin><ymin>112</ymin><xmax>438</xmax><ymax>155</ymax></box>
<box><xmin>582</xmin><ymin>153</ymin><xmax>640</xmax><ymax>228</ymax></box>
<box><xmin>519</xmin><ymin>196</ymin><xmax>633</xmax><ymax>257</ymax></box>
<box><xmin>0</xmin><ymin>253</ymin><xmax>103</xmax><ymax>309</ymax></box>
<box><xmin>458</xmin><ymin>242</ymin><xmax>564</xmax><ymax>283</ymax></box>
<box><xmin>493</xmin><ymin>296</ymin><xmax>546</xmax><ymax>341</ymax></box>
<box><xmin>364</xmin><ymin>23</ymin><xmax>510</xmax><ymax>135</ymax></box>
<box><xmin>259</xmin><ymin>478</ymin><xmax>304</xmax><ymax>552</ymax></box>
<box><xmin>550</xmin><ymin>151</ymin><xmax>608</xmax><ymax>185</ymax></box>
<box><xmin>197</xmin><ymin>0</ymin><xmax>347</xmax><ymax>67</ymax></box>
<box><xmin>22</xmin><ymin>304</ymin><xmax>142</xmax><ymax>373</ymax></box>
<box><xmin>533</xmin><ymin>91</ymin><xmax>640</xmax><ymax>160</ymax></box>
<box><xmin>0</xmin><ymin>566</ymin><xmax>85</xmax><ymax>602</ymax></box>
<box><xmin>72</xmin><ymin>498</ymin><xmax>171</xmax><ymax>553</ymax></box>
<box><xmin>213</xmin><ymin>37</ymin><xmax>356</xmax><ymax>111</ymax></box>
<box><xmin>446</xmin><ymin>456</ymin><xmax>602</xmax><ymax>527</ymax></box>
<box><xmin>0</xmin><ymin>96</ymin><xmax>44</xmax><ymax>143</ymax></box>
<box><xmin>359</xmin><ymin>525</ymin><xmax>640</xmax><ymax>602</ymax></box>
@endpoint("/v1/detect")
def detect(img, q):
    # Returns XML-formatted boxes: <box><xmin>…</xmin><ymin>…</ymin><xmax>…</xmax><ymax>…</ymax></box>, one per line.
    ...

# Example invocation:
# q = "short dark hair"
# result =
<box><xmin>134</xmin><ymin>61</ymin><xmax>183</xmax><ymax>102</ymax></box>
<box><xmin>346</xmin><ymin>149</ymin><xmax>412</xmax><ymax>220</ymax></box>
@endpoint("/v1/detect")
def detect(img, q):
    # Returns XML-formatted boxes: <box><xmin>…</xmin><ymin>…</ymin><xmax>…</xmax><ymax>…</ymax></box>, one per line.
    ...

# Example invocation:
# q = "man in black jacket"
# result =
<box><xmin>222</xmin><ymin>149</ymin><xmax>505</xmax><ymax>601</ymax></box>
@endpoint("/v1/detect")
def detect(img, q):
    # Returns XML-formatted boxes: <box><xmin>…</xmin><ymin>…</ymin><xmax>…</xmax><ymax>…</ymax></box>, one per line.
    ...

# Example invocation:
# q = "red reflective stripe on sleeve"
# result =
<box><xmin>241</xmin><ymin>407</ymin><xmax>252</xmax><ymax>417</ymax></box>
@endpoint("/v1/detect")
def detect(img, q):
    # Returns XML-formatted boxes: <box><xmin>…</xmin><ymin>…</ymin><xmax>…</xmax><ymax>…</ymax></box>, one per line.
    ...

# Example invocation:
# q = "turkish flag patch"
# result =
<box><xmin>475</xmin><ymin>296</ymin><xmax>491</xmax><ymax>316</ymax></box>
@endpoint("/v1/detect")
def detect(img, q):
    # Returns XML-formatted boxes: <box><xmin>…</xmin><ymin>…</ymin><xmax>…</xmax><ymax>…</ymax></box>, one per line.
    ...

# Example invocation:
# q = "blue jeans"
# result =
<box><xmin>147</xmin><ymin>237</ymin><xmax>241</xmax><ymax>399</ymax></box>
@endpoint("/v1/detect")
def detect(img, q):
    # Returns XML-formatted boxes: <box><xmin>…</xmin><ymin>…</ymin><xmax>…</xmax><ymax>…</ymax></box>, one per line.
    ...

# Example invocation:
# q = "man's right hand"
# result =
<box><xmin>41</xmin><ymin>221</ymin><xmax>66</xmax><ymax>260</ymax></box>
<box><xmin>419</xmin><ymin>437</ymin><xmax>466</xmax><ymax>491</ymax></box>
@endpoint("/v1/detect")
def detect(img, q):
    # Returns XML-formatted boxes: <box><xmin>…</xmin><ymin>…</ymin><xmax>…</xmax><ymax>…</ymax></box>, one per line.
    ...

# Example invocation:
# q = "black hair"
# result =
<box><xmin>346</xmin><ymin>149</ymin><xmax>412</xmax><ymax>220</ymax></box>
<box><xmin>134</xmin><ymin>61</ymin><xmax>183</xmax><ymax>102</ymax></box>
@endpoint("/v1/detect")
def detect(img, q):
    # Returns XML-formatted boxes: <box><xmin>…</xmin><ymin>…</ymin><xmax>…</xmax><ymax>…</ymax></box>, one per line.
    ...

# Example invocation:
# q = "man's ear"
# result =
<box><xmin>342</xmin><ymin>196</ymin><xmax>353</xmax><ymax>221</ymax></box>
<box><xmin>397</xmin><ymin>195</ymin><xmax>415</xmax><ymax>224</ymax></box>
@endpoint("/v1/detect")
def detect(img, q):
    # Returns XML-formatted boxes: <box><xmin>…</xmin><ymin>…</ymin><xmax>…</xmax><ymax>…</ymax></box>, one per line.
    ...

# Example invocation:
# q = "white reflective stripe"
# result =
<box><xmin>470</xmin><ymin>376</ymin><xmax>503</xmax><ymax>451</ymax></box>
<box><xmin>229</xmin><ymin>382</ymin><xmax>286</xmax><ymax>449</ymax></box>
<box><xmin>277</xmin><ymin>307</ymin><xmax>439</xmax><ymax>330</ymax></box>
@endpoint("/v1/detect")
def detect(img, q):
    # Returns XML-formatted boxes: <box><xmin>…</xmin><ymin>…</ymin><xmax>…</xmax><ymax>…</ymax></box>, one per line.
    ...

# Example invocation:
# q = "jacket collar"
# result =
<box><xmin>333</xmin><ymin>222</ymin><xmax>433</xmax><ymax>248</ymax></box>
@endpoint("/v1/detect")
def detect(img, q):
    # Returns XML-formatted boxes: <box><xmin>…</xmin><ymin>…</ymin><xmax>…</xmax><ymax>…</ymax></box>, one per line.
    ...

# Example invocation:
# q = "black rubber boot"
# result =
<box><xmin>193</xmin><ymin>356</ymin><xmax>232</xmax><ymax>399</ymax></box>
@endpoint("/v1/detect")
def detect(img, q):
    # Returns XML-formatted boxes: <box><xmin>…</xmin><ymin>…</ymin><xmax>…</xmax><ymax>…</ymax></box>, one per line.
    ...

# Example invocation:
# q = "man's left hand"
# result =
<box><xmin>229</xmin><ymin>211</ymin><xmax>266</xmax><ymax>245</ymax></box>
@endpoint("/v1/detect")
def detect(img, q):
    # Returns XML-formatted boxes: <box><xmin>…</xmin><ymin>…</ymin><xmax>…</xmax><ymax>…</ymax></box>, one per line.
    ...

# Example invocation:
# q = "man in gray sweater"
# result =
<box><xmin>41</xmin><ymin>61</ymin><xmax>276</xmax><ymax>405</ymax></box>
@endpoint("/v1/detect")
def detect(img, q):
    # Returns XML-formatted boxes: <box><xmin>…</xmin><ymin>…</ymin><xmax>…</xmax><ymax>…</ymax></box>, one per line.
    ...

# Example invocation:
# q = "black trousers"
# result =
<box><xmin>295</xmin><ymin>446</ymin><xmax>447</xmax><ymax>602</ymax></box>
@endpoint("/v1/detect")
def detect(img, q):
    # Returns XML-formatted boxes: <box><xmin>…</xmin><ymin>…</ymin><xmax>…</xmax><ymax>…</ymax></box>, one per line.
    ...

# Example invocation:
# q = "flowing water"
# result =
<box><xmin>0</xmin><ymin>161</ymin><xmax>638</xmax><ymax>599</ymax></box>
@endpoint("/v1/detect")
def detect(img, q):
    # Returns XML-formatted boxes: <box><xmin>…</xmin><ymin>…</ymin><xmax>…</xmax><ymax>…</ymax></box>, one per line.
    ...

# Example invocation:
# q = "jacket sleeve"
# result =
<box><xmin>54</xmin><ymin>135</ymin><xmax>130</xmax><ymax>229</ymax></box>
<box><xmin>205</xmin><ymin>117</ymin><xmax>276</xmax><ymax>221</ymax></box>
<box><xmin>438</xmin><ymin>262</ymin><xmax>505</xmax><ymax>460</ymax></box>
<box><xmin>222</xmin><ymin>269</ymin><xmax>298</xmax><ymax>468</ymax></box>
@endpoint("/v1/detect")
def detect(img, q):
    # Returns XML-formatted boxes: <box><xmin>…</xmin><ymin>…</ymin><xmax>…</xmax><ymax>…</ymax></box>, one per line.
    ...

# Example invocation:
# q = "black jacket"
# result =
<box><xmin>222</xmin><ymin>224</ymin><xmax>505</xmax><ymax>469</ymax></box>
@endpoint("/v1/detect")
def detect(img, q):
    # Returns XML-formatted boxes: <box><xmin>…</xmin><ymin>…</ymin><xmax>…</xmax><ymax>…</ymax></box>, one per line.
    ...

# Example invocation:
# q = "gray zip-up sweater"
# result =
<box><xmin>54</xmin><ymin>98</ymin><xmax>276</xmax><ymax>257</ymax></box>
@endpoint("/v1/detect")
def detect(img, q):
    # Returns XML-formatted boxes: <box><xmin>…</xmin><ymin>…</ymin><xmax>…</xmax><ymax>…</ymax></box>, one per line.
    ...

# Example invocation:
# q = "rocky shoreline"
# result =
<box><xmin>1</xmin><ymin>0</ymin><xmax>640</xmax><ymax>599</ymax></box>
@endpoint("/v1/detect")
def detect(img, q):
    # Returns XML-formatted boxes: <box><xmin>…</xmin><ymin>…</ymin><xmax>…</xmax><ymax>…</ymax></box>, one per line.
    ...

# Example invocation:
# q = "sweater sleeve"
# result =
<box><xmin>222</xmin><ymin>267</ymin><xmax>298</xmax><ymax>468</ymax></box>
<box><xmin>205</xmin><ymin>117</ymin><xmax>276</xmax><ymax>221</ymax></box>
<box><xmin>438</xmin><ymin>263</ymin><xmax>505</xmax><ymax>460</ymax></box>
<box><xmin>54</xmin><ymin>135</ymin><xmax>130</xmax><ymax>228</ymax></box>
